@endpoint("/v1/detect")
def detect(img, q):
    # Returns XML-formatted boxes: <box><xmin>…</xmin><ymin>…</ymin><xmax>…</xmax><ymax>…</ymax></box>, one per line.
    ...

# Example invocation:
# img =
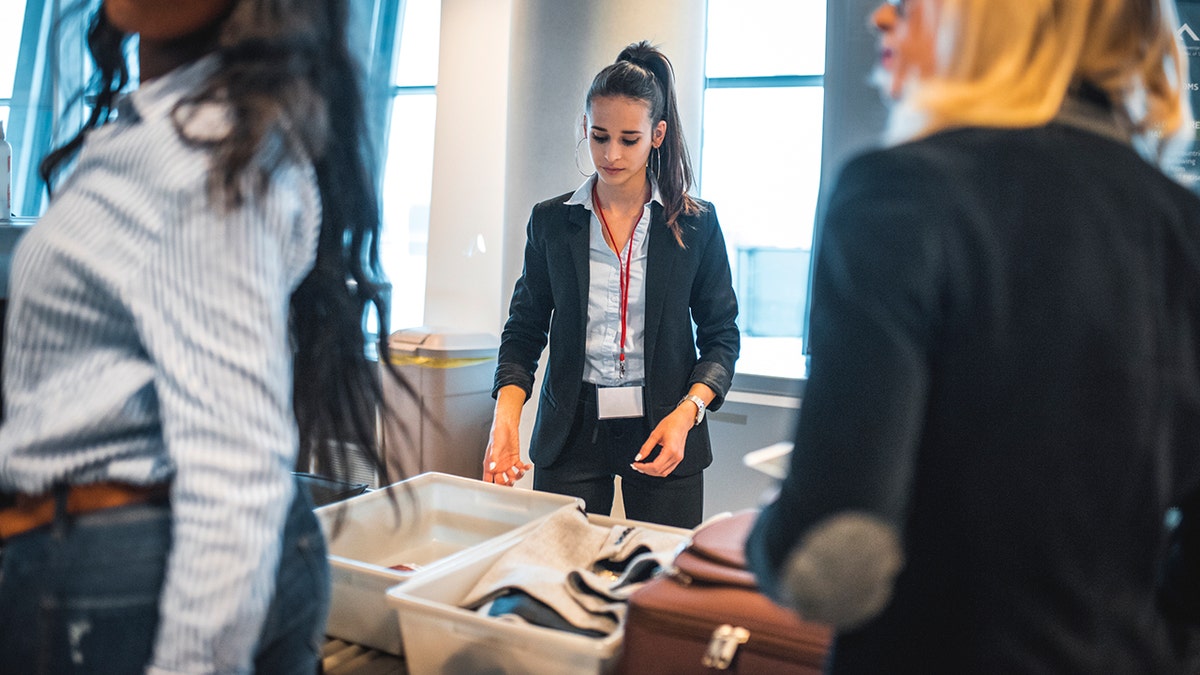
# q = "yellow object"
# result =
<box><xmin>386</xmin><ymin>354</ymin><xmax>494</xmax><ymax>369</ymax></box>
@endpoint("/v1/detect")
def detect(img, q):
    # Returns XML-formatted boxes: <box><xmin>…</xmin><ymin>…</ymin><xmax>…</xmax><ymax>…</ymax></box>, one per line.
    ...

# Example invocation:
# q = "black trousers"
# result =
<box><xmin>533</xmin><ymin>382</ymin><xmax>703</xmax><ymax>528</ymax></box>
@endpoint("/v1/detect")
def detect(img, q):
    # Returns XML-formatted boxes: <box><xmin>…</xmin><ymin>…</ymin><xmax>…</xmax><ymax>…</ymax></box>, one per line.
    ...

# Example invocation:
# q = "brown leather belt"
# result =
<box><xmin>0</xmin><ymin>481</ymin><xmax>170</xmax><ymax>540</ymax></box>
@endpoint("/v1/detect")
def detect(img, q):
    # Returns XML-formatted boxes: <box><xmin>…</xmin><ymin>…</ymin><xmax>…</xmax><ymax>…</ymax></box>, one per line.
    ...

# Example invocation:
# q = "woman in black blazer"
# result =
<box><xmin>483</xmin><ymin>41</ymin><xmax>739</xmax><ymax>528</ymax></box>
<box><xmin>746</xmin><ymin>0</ymin><xmax>1200</xmax><ymax>672</ymax></box>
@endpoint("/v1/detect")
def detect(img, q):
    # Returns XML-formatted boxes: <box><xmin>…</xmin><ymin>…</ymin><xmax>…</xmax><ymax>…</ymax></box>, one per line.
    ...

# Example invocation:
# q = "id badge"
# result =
<box><xmin>597</xmin><ymin>385</ymin><xmax>644</xmax><ymax>419</ymax></box>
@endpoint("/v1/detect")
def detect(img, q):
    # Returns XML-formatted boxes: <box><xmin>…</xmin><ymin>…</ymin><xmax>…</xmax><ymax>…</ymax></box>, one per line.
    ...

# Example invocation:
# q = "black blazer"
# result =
<box><xmin>494</xmin><ymin>191</ymin><xmax>739</xmax><ymax>473</ymax></box>
<box><xmin>747</xmin><ymin>112</ymin><xmax>1200</xmax><ymax>672</ymax></box>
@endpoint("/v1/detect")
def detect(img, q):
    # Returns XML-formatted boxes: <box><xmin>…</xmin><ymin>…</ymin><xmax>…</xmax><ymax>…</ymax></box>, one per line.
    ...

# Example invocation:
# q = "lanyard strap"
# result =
<box><xmin>593</xmin><ymin>182</ymin><xmax>636</xmax><ymax>379</ymax></box>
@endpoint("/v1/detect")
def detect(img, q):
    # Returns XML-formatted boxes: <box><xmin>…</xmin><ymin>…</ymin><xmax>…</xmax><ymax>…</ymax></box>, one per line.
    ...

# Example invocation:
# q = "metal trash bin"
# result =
<box><xmin>379</xmin><ymin>327</ymin><xmax>500</xmax><ymax>482</ymax></box>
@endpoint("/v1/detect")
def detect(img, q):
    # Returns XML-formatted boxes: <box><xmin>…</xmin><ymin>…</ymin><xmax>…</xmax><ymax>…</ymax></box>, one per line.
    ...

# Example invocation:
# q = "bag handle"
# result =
<box><xmin>672</xmin><ymin>509</ymin><xmax>760</xmax><ymax>588</ymax></box>
<box><xmin>688</xmin><ymin>509</ymin><xmax>758</xmax><ymax>567</ymax></box>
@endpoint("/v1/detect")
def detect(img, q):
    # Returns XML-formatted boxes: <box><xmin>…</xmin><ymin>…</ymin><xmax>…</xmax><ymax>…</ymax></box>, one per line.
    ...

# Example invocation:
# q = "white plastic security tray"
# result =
<box><xmin>314</xmin><ymin>471</ymin><xmax>582</xmax><ymax>654</ymax></box>
<box><xmin>387</xmin><ymin>513</ymin><xmax>690</xmax><ymax>675</ymax></box>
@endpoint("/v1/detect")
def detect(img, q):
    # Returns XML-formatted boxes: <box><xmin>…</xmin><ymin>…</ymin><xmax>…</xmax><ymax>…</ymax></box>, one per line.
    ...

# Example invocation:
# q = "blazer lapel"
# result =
<box><xmin>644</xmin><ymin>203</ymin><xmax>676</xmax><ymax>379</ymax></box>
<box><xmin>567</xmin><ymin>203</ymin><xmax>592</xmax><ymax>337</ymax></box>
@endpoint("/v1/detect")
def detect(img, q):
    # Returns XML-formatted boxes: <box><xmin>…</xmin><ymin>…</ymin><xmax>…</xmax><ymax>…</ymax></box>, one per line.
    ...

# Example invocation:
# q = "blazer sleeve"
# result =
<box><xmin>494</xmin><ymin>205</ymin><xmax>555</xmax><ymax>400</ymax></box>
<box><xmin>688</xmin><ymin>204</ymin><xmax>740</xmax><ymax>410</ymax></box>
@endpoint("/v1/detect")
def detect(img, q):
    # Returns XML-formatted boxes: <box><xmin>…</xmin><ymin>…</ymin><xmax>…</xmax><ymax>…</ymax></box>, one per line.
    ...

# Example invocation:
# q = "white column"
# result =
<box><xmin>422</xmin><ymin>0</ymin><xmax>515</xmax><ymax>333</ymax></box>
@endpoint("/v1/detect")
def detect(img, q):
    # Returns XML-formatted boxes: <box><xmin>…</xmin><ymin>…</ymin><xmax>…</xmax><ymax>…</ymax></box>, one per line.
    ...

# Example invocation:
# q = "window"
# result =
<box><xmin>0</xmin><ymin>1</ymin><xmax>23</xmax><ymax>219</ymax></box>
<box><xmin>6</xmin><ymin>2</ymin><xmax>101</xmax><ymax>218</ymax></box>
<box><xmin>379</xmin><ymin>0</ymin><xmax>440</xmax><ymax>332</ymax></box>
<box><xmin>700</xmin><ymin>0</ymin><xmax>826</xmax><ymax>379</ymax></box>
<box><xmin>0</xmin><ymin>0</ymin><xmax>25</xmax><ymax>133</ymax></box>
<box><xmin>9</xmin><ymin>0</ymin><xmax>56</xmax><ymax>219</ymax></box>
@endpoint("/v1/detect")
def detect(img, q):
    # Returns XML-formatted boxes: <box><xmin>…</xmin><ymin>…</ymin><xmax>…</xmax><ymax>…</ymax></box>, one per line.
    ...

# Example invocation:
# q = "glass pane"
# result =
<box><xmin>393</xmin><ymin>0</ymin><xmax>441</xmax><ymax>87</ymax></box>
<box><xmin>705</xmin><ymin>0</ymin><xmax>825</xmax><ymax>78</ymax></box>
<box><xmin>380</xmin><ymin>94</ymin><xmax>437</xmax><ymax>331</ymax></box>
<box><xmin>0</xmin><ymin>0</ymin><xmax>28</xmax><ymax>99</ymax></box>
<box><xmin>699</xmin><ymin>86</ymin><xmax>823</xmax><ymax>346</ymax></box>
<box><xmin>700</xmin><ymin>87</ymin><xmax>823</xmax><ymax>249</ymax></box>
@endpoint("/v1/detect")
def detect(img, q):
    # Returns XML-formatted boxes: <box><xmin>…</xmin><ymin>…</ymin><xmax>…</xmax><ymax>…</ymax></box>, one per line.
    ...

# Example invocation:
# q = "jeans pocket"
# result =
<box><xmin>0</xmin><ymin>506</ymin><xmax>169</xmax><ymax>675</ymax></box>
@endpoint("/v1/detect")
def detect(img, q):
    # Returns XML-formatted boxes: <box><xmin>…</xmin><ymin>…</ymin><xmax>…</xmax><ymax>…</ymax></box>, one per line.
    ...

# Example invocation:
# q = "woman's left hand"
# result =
<box><xmin>631</xmin><ymin>406</ymin><xmax>694</xmax><ymax>477</ymax></box>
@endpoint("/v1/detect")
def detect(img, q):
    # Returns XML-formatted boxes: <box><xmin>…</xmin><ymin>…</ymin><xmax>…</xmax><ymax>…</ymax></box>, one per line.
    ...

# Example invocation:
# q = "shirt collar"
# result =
<box><xmin>116</xmin><ymin>55</ymin><xmax>220</xmax><ymax>125</ymax></box>
<box><xmin>565</xmin><ymin>173</ymin><xmax>664</xmax><ymax>211</ymax></box>
<box><xmin>1052</xmin><ymin>87</ymin><xmax>1133</xmax><ymax>147</ymax></box>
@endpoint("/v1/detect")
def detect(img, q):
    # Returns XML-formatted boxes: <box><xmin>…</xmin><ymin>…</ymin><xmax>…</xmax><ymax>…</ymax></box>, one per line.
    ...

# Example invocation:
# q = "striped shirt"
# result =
<box><xmin>0</xmin><ymin>57</ymin><xmax>321</xmax><ymax>674</ymax></box>
<box><xmin>565</xmin><ymin>175</ymin><xmax>661</xmax><ymax>387</ymax></box>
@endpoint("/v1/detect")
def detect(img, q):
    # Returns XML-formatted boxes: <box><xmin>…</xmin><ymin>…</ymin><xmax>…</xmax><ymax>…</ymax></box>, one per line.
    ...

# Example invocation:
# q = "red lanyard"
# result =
<box><xmin>593</xmin><ymin>182</ymin><xmax>635</xmax><ymax>379</ymax></box>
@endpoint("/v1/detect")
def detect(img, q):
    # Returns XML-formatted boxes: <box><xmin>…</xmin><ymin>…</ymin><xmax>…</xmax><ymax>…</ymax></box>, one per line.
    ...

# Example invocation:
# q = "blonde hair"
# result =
<box><xmin>887</xmin><ymin>0</ymin><xmax>1191</xmax><ymax>165</ymax></box>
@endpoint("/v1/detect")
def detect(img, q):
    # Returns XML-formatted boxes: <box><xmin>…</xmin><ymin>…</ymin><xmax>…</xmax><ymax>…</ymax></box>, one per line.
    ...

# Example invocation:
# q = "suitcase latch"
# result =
<box><xmin>702</xmin><ymin>624</ymin><xmax>750</xmax><ymax>670</ymax></box>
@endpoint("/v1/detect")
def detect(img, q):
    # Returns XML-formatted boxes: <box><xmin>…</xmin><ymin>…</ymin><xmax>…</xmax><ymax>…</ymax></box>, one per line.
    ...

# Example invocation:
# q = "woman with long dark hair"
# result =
<box><xmin>0</xmin><ymin>0</ymin><xmax>393</xmax><ymax>671</ymax></box>
<box><xmin>484</xmin><ymin>41</ymin><xmax>740</xmax><ymax>528</ymax></box>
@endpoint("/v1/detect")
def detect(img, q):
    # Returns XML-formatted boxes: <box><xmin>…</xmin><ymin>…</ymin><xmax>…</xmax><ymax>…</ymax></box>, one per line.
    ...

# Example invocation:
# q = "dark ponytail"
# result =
<box><xmin>586</xmin><ymin>40</ymin><xmax>702</xmax><ymax>246</ymax></box>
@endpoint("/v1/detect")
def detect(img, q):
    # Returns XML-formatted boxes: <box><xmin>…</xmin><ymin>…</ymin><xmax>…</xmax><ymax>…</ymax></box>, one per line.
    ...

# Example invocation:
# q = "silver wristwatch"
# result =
<box><xmin>678</xmin><ymin>394</ymin><xmax>707</xmax><ymax>426</ymax></box>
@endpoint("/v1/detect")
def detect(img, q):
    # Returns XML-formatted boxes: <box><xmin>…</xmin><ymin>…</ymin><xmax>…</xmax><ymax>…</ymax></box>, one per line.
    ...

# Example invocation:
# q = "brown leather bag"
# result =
<box><xmin>616</xmin><ymin>510</ymin><xmax>832</xmax><ymax>674</ymax></box>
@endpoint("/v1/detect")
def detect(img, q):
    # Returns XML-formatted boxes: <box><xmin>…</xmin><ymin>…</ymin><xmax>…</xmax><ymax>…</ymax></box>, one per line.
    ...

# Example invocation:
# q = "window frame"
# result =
<box><xmin>700</xmin><ymin>22</ymin><xmax>826</xmax><ymax>380</ymax></box>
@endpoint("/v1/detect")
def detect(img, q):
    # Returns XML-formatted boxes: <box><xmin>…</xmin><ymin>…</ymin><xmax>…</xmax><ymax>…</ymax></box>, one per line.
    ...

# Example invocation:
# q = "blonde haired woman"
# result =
<box><xmin>747</xmin><ymin>0</ymin><xmax>1200</xmax><ymax>672</ymax></box>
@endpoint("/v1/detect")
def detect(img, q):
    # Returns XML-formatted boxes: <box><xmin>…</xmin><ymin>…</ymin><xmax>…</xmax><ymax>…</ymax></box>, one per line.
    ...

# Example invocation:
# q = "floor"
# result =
<box><xmin>322</xmin><ymin>639</ymin><xmax>405</xmax><ymax>674</ymax></box>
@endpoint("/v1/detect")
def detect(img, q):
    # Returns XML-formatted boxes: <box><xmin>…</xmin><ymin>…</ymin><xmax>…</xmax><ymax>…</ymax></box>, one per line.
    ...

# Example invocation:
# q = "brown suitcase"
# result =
<box><xmin>616</xmin><ymin>510</ymin><xmax>832</xmax><ymax>674</ymax></box>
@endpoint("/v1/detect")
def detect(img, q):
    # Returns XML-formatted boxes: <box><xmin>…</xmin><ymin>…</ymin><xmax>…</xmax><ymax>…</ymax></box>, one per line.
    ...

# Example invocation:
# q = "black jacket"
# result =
<box><xmin>494</xmin><ymin>191</ymin><xmax>739</xmax><ymax>473</ymax></box>
<box><xmin>747</xmin><ymin>113</ymin><xmax>1200</xmax><ymax>673</ymax></box>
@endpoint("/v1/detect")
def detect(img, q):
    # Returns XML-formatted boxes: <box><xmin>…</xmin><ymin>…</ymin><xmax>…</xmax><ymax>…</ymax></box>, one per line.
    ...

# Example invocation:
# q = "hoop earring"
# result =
<box><xmin>650</xmin><ymin>146</ymin><xmax>662</xmax><ymax>180</ymax></box>
<box><xmin>575</xmin><ymin>137</ymin><xmax>595</xmax><ymax>177</ymax></box>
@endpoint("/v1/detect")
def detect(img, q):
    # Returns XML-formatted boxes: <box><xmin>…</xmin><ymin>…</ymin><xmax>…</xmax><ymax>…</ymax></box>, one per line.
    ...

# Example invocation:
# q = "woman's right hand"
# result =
<box><xmin>483</xmin><ymin>386</ymin><xmax>532</xmax><ymax>486</ymax></box>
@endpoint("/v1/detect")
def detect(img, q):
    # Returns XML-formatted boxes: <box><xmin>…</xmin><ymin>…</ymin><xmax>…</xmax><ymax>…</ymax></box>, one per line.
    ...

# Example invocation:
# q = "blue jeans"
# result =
<box><xmin>0</xmin><ymin>479</ymin><xmax>330</xmax><ymax>674</ymax></box>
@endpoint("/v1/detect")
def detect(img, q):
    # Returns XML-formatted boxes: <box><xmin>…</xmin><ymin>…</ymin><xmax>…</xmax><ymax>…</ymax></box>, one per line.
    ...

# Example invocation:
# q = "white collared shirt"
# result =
<box><xmin>0</xmin><ymin>56</ymin><xmax>320</xmax><ymax>673</ymax></box>
<box><xmin>565</xmin><ymin>175</ymin><xmax>662</xmax><ymax>387</ymax></box>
